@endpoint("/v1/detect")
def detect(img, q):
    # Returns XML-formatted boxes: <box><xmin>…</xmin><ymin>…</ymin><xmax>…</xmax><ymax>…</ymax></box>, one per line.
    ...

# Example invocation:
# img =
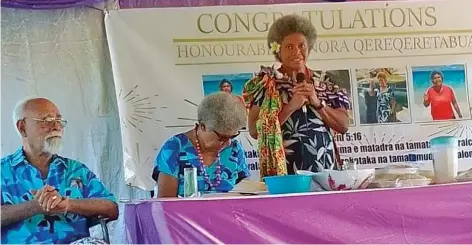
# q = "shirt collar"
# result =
<box><xmin>10</xmin><ymin>148</ymin><xmax>67</xmax><ymax>168</ymax></box>
<box><xmin>432</xmin><ymin>85</ymin><xmax>444</xmax><ymax>93</ymax></box>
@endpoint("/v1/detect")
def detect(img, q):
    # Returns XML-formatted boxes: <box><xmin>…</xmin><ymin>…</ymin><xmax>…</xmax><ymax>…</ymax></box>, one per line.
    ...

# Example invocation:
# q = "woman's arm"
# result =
<box><xmin>369</xmin><ymin>79</ymin><xmax>376</xmax><ymax>96</ymax></box>
<box><xmin>391</xmin><ymin>98</ymin><xmax>397</xmax><ymax>115</ymax></box>
<box><xmin>451</xmin><ymin>94</ymin><xmax>463</xmax><ymax>118</ymax></box>
<box><xmin>279</xmin><ymin>94</ymin><xmax>306</xmax><ymax>124</ymax></box>
<box><xmin>423</xmin><ymin>90</ymin><xmax>430</xmax><ymax>107</ymax></box>
<box><xmin>390</xmin><ymin>89</ymin><xmax>397</xmax><ymax>115</ymax></box>
<box><xmin>248</xmin><ymin>106</ymin><xmax>259</xmax><ymax>140</ymax></box>
<box><xmin>294</xmin><ymin>82</ymin><xmax>349</xmax><ymax>134</ymax></box>
<box><xmin>278</xmin><ymin>105</ymin><xmax>295</xmax><ymax>125</ymax></box>
<box><xmin>153</xmin><ymin>137</ymin><xmax>181</xmax><ymax>198</ymax></box>
<box><xmin>157</xmin><ymin>173</ymin><xmax>179</xmax><ymax>198</ymax></box>
<box><xmin>317</xmin><ymin>107</ymin><xmax>350</xmax><ymax>134</ymax></box>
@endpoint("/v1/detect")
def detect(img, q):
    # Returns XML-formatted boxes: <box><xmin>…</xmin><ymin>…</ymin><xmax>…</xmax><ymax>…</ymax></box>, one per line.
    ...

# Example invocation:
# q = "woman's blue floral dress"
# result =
<box><xmin>152</xmin><ymin>134</ymin><xmax>250</xmax><ymax>195</ymax></box>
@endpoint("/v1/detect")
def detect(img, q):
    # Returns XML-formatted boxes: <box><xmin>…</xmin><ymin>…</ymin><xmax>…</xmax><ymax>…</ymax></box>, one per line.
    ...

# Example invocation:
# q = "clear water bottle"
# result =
<box><xmin>183</xmin><ymin>166</ymin><xmax>198</xmax><ymax>198</ymax></box>
<box><xmin>430</xmin><ymin>136</ymin><xmax>458</xmax><ymax>184</ymax></box>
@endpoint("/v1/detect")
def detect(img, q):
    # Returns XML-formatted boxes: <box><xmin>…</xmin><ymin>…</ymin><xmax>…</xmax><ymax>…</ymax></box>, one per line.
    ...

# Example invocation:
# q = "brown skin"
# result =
<box><xmin>19</xmin><ymin>99</ymin><xmax>63</xmax><ymax>175</ymax></box>
<box><xmin>424</xmin><ymin>73</ymin><xmax>443</xmax><ymax>107</ymax></box>
<box><xmin>432</xmin><ymin>73</ymin><xmax>443</xmax><ymax>91</ymax></box>
<box><xmin>220</xmin><ymin>82</ymin><xmax>232</xmax><ymax>93</ymax></box>
<box><xmin>1</xmin><ymin>99</ymin><xmax>117</xmax><ymax>228</ymax></box>
<box><xmin>423</xmin><ymin>74</ymin><xmax>462</xmax><ymax>118</ymax></box>
<box><xmin>157</xmin><ymin>124</ymin><xmax>237</xmax><ymax>198</ymax></box>
<box><xmin>248</xmin><ymin>33</ymin><xmax>349</xmax><ymax>139</ymax></box>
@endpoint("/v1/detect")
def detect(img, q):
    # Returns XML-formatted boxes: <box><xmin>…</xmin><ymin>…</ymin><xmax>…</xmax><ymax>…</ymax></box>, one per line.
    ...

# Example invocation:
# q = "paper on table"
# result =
<box><xmin>232</xmin><ymin>180</ymin><xmax>267</xmax><ymax>193</ymax></box>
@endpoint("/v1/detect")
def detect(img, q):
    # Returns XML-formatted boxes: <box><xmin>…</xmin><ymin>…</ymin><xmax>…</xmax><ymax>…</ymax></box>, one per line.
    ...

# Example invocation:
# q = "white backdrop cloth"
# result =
<box><xmin>105</xmin><ymin>0</ymin><xmax>472</xmax><ymax>191</ymax></box>
<box><xmin>1</xmin><ymin>5</ymin><xmax>145</xmax><ymax>243</ymax></box>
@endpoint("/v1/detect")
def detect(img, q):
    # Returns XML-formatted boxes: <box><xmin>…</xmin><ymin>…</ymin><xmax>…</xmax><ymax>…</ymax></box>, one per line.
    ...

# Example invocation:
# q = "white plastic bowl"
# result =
<box><xmin>309</xmin><ymin>169</ymin><xmax>375</xmax><ymax>191</ymax></box>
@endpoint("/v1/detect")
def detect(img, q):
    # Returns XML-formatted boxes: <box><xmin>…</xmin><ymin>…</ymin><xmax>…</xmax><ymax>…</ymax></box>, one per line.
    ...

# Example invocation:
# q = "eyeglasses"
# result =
<box><xmin>24</xmin><ymin>117</ymin><xmax>68</xmax><ymax>128</ymax></box>
<box><xmin>213</xmin><ymin>130</ymin><xmax>240</xmax><ymax>142</ymax></box>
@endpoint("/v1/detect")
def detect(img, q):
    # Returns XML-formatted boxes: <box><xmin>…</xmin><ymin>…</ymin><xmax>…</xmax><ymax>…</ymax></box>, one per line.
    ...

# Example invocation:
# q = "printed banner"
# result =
<box><xmin>105</xmin><ymin>0</ymin><xmax>472</xmax><ymax>190</ymax></box>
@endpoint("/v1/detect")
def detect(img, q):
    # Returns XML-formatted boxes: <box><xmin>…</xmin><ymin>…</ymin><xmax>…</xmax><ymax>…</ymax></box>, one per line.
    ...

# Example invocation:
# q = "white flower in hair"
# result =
<box><xmin>269</xmin><ymin>41</ymin><xmax>281</xmax><ymax>55</ymax></box>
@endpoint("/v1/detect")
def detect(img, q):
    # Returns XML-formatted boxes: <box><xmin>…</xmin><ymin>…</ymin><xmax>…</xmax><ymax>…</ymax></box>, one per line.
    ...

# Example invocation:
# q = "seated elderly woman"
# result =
<box><xmin>152</xmin><ymin>92</ymin><xmax>250</xmax><ymax>197</ymax></box>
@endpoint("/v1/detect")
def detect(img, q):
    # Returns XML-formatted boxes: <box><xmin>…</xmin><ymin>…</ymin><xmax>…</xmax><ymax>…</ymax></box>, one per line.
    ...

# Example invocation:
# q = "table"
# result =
<box><xmin>124</xmin><ymin>183</ymin><xmax>472</xmax><ymax>244</ymax></box>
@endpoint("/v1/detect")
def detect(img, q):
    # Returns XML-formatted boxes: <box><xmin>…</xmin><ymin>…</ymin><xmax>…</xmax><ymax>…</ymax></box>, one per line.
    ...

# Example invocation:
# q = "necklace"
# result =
<box><xmin>195</xmin><ymin>130</ymin><xmax>222</xmax><ymax>188</ymax></box>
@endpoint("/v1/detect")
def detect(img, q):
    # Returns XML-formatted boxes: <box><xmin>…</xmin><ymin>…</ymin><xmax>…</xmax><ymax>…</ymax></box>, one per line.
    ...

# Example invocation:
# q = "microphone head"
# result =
<box><xmin>296</xmin><ymin>72</ymin><xmax>306</xmax><ymax>84</ymax></box>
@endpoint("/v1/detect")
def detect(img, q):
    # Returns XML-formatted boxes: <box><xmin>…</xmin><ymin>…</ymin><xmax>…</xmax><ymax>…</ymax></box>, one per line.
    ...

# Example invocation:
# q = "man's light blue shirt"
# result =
<box><xmin>1</xmin><ymin>148</ymin><xmax>116</xmax><ymax>244</ymax></box>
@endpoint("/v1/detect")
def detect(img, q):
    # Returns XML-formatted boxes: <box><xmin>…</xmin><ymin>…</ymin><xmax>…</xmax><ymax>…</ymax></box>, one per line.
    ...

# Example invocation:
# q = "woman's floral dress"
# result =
<box><xmin>375</xmin><ymin>87</ymin><xmax>395</xmax><ymax>123</ymax></box>
<box><xmin>243</xmin><ymin>66</ymin><xmax>350</xmax><ymax>177</ymax></box>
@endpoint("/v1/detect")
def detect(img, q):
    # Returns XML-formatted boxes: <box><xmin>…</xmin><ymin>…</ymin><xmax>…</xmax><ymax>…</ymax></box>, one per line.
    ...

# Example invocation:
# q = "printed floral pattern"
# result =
<box><xmin>375</xmin><ymin>87</ymin><xmax>395</xmax><ymax>123</ymax></box>
<box><xmin>243</xmin><ymin>66</ymin><xmax>350</xmax><ymax>178</ymax></box>
<box><xmin>243</xmin><ymin>66</ymin><xmax>287</xmax><ymax>177</ymax></box>
<box><xmin>152</xmin><ymin>134</ymin><xmax>250</xmax><ymax>196</ymax></box>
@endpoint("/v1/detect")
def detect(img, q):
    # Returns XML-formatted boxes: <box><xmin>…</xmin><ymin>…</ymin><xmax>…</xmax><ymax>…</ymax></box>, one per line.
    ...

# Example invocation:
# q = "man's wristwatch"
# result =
<box><xmin>314</xmin><ymin>100</ymin><xmax>326</xmax><ymax>110</ymax></box>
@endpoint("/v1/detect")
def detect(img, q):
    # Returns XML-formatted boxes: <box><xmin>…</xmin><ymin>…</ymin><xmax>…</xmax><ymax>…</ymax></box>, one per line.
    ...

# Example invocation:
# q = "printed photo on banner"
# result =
<box><xmin>202</xmin><ymin>73</ymin><xmax>253</xmax><ymax>129</ymax></box>
<box><xmin>411</xmin><ymin>64</ymin><xmax>470</xmax><ymax>122</ymax></box>
<box><xmin>202</xmin><ymin>73</ymin><xmax>253</xmax><ymax>98</ymax></box>
<box><xmin>314</xmin><ymin>69</ymin><xmax>355</xmax><ymax>126</ymax></box>
<box><xmin>355</xmin><ymin>67</ymin><xmax>411</xmax><ymax>125</ymax></box>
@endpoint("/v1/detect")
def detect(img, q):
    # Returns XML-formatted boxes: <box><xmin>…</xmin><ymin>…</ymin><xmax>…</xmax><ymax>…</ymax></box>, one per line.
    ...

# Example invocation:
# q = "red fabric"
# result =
<box><xmin>426</xmin><ymin>85</ymin><xmax>456</xmax><ymax>120</ymax></box>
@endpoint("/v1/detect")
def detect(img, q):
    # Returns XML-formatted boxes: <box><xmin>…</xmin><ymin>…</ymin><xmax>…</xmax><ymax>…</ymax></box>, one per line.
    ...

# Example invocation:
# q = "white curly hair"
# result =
<box><xmin>197</xmin><ymin>92</ymin><xmax>247</xmax><ymax>133</ymax></box>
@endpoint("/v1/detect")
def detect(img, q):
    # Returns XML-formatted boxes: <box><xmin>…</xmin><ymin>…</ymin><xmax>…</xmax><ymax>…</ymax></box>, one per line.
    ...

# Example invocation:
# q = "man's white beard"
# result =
<box><xmin>43</xmin><ymin>137</ymin><xmax>62</xmax><ymax>155</ymax></box>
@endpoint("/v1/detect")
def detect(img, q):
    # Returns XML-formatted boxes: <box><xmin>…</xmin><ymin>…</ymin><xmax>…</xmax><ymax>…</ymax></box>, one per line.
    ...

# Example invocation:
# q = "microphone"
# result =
<box><xmin>296</xmin><ymin>72</ymin><xmax>307</xmax><ymax>114</ymax></box>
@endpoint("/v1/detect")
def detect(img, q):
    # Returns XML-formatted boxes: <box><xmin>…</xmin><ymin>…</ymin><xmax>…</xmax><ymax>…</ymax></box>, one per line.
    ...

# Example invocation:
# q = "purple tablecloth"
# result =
<box><xmin>125</xmin><ymin>183</ymin><xmax>472</xmax><ymax>244</ymax></box>
<box><xmin>119</xmin><ymin>0</ymin><xmax>382</xmax><ymax>9</ymax></box>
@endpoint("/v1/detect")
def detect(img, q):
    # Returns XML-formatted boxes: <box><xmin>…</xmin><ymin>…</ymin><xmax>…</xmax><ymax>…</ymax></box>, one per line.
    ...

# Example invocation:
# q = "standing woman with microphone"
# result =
<box><xmin>243</xmin><ymin>14</ymin><xmax>350</xmax><ymax>178</ymax></box>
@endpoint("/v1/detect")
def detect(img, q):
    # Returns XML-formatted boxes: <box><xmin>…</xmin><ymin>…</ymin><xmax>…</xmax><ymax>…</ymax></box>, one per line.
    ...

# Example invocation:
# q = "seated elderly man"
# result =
<box><xmin>1</xmin><ymin>97</ymin><xmax>118</xmax><ymax>244</ymax></box>
<box><xmin>153</xmin><ymin>92</ymin><xmax>250</xmax><ymax>197</ymax></box>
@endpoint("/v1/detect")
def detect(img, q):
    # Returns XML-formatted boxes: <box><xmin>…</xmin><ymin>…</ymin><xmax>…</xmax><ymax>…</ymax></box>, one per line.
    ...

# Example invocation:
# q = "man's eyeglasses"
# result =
<box><xmin>24</xmin><ymin>117</ymin><xmax>68</xmax><ymax>128</ymax></box>
<box><xmin>213</xmin><ymin>130</ymin><xmax>240</xmax><ymax>142</ymax></box>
